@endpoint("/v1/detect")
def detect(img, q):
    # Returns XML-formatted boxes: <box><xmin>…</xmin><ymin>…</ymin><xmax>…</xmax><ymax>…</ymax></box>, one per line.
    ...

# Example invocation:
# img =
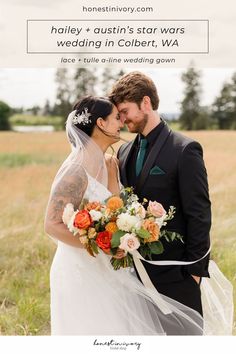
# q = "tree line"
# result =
<box><xmin>0</xmin><ymin>66</ymin><xmax>236</xmax><ymax>130</ymax></box>
<box><xmin>179</xmin><ymin>66</ymin><xmax>236</xmax><ymax>130</ymax></box>
<box><xmin>0</xmin><ymin>67</ymin><xmax>125</xmax><ymax>130</ymax></box>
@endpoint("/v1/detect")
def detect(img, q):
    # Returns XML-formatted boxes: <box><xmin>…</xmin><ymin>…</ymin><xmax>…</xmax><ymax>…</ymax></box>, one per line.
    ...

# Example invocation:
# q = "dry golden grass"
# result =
<box><xmin>0</xmin><ymin>130</ymin><xmax>235</xmax><ymax>335</ymax></box>
<box><xmin>0</xmin><ymin>131</ymin><xmax>69</xmax><ymax>155</ymax></box>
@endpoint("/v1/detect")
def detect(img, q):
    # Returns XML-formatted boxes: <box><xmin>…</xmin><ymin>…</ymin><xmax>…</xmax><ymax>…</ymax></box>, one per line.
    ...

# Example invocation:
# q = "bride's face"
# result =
<box><xmin>101</xmin><ymin>105</ymin><xmax>123</xmax><ymax>141</ymax></box>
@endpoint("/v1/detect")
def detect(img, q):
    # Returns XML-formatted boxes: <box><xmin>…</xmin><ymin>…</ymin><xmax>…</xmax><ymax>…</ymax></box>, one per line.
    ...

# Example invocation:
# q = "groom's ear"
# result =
<box><xmin>141</xmin><ymin>96</ymin><xmax>152</xmax><ymax>112</ymax></box>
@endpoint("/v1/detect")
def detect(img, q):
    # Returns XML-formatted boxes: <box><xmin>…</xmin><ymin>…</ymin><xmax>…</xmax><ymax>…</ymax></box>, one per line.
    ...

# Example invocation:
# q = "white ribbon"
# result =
<box><xmin>132</xmin><ymin>255</ymin><xmax>173</xmax><ymax>315</ymax></box>
<box><xmin>131</xmin><ymin>246</ymin><xmax>211</xmax><ymax>266</ymax></box>
<box><xmin>130</xmin><ymin>247</ymin><xmax>211</xmax><ymax>315</ymax></box>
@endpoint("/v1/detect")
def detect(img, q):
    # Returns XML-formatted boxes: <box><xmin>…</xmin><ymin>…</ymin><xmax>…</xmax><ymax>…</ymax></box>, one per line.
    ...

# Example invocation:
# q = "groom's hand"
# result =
<box><xmin>191</xmin><ymin>275</ymin><xmax>201</xmax><ymax>284</ymax></box>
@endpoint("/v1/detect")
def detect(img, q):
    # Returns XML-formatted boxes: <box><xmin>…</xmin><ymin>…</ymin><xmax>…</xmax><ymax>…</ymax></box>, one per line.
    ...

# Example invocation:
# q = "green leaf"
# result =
<box><xmin>110</xmin><ymin>247</ymin><xmax>118</xmax><ymax>255</ymax></box>
<box><xmin>148</xmin><ymin>241</ymin><xmax>164</xmax><ymax>255</ymax></box>
<box><xmin>111</xmin><ymin>230</ymin><xmax>126</xmax><ymax>248</ymax></box>
<box><xmin>119</xmin><ymin>187</ymin><xmax>133</xmax><ymax>204</ymax></box>
<box><xmin>110</xmin><ymin>254</ymin><xmax>134</xmax><ymax>270</ymax></box>
<box><xmin>139</xmin><ymin>245</ymin><xmax>152</xmax><ymax>259</ymax></box>
<box><xmin>160</xmin><ymin>231</ymin><xmax>184</xmax><ymax>244</ymax></box>
<box><xmin>164</xmin><ymin>235</ymin><xmax>170</xmax><ymax>242</ymax></box>
<box><xmin>136</xmin><ymin>228</ymin><xmax>151</xmax><ymax>239</ymax></box>
<box><xmin>85</xmin><ymin>244</ymin><xmax>95</xmax><ymax>257</ymax></box>
<box><xmin>90</xmin><ymin>240</ymin><xmax>99</xmax><ymax>255</ymax></box>
<box><xmin>177</xmin><ymin>234</ymin><xmax>185</xmax><ymax>243</ymax></box>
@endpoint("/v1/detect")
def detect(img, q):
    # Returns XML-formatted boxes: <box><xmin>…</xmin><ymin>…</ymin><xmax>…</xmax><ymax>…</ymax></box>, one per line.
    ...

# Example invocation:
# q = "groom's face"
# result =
<box><xmin>117</xmin><ymin>101</ymin><xmax>148</xmax><ymax>134</ymax></box>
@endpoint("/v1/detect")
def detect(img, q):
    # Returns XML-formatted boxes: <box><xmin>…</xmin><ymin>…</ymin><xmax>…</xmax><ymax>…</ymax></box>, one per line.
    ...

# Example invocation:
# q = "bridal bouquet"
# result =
<box><xmin>62</xmin><ymin>187</ymin><xmax>183</xmax><ymax>270</ymax></box>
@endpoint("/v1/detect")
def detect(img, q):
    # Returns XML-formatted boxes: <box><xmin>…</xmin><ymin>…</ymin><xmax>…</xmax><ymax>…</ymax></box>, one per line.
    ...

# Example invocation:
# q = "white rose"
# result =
<box><xmin>62</xmin><ymin>203</ymin><xmax>75</xmax><ymax>225</ymax></box>
<box><xmin>127</xmin><ymin>194</ymin><xmax>139</xmax><ymax>203</ymax></box>
<box><xmin>129</xmin><ymin>202</ymin><xmax>146</xmax><ymax>219</ymax></box>
<box><xmin>116</xmin><ymin>213</ymin><xmax>141</xmax><ymax>232</ymax></box>
<box><xmin>155</xmin><ymin>214</ymin><xmax>167</xmax><ymax>228</ymax></box>
<box><xmin>79</xmin><ymin>236</ymin><xmax>88</xmax><ymax>245</ymax></box>
<box><xmin>89</xmin><ymin>209</ymin><xmax>103</xmax><ymax>222</ymax></box>
<box><xmin>67</xmin><ymin>213</ymin><xmax>78</xmax><ymax>234</ymax></box>
<box><xmin>119</xmin><ymin>233</ymin><xmax>140</xmax><ymax>253</ymax></box>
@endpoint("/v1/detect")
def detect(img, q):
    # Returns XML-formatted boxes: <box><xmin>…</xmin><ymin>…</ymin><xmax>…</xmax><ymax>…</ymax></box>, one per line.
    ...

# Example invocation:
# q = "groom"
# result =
<box><xmin>109</xmin><ymin>71</ymin><xmax>211</xmax><ymax>316</ymax></box>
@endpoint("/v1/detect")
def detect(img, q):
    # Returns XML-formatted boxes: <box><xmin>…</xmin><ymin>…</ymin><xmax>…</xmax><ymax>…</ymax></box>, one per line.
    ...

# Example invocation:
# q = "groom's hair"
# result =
<box><xmin>109</xmin><ymin>71</ymin><xmax>159</xmax><ymax>110</ymax></box>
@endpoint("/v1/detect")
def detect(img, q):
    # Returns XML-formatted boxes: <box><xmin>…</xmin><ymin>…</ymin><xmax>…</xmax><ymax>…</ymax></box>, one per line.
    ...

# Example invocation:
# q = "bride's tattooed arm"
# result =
<box><xmin>44</xmin><ymin>168</ymin><xmax>88</xmax><ymax>247</ymax></box>
<box><xmin>50</xmin><ymin>173</ymin><xmax>87</xmax><ymax>221</ymax></box>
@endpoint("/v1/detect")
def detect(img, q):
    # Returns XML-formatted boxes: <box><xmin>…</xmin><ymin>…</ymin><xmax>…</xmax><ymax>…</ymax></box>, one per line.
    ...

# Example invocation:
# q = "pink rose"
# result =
<box><xmin>147</xmin><ymin>201</ymin><xmax>166</xmax><ymax>218</ymax></box>
<box><xmin>119</xmin><ymin>233</ymin><xmax>140</xmax><ymax>253</ymax></box>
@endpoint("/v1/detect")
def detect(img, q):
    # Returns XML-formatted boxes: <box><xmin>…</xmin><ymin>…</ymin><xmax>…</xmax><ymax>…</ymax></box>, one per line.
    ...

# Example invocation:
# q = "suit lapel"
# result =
<box><xmin>135</xmin><ymin>122</ymin><xmax>171</xmax><ymax>194</ymax></box>
<box><xmin>119</xmin><ymin>135</ymin><xmax>138</xmax><ymax>186</ymax></box>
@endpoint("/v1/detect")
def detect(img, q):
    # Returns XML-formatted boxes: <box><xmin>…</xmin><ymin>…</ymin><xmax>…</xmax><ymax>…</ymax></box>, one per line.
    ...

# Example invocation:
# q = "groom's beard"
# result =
<box><xmin>125</xmin><ymin>113</ymin><xmax>148</xmax><ymax>134</ymax></box>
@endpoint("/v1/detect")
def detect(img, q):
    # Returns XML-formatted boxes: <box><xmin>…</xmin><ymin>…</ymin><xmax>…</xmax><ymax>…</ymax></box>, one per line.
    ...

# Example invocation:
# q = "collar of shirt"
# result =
<box><xmin>139</xmin><ymin>119</ymin><xmax>165</xmax><ymax>147</ymax></box>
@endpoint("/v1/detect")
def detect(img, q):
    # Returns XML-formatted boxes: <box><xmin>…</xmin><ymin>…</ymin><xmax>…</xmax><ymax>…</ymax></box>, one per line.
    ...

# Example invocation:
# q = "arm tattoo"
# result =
<box><xmin>49</xmin><ymin>168</ymin><xmax>87</xmax><ymax>222</ymax></box>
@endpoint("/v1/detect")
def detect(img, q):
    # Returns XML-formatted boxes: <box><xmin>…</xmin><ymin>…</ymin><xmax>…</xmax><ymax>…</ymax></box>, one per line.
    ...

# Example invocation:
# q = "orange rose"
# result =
<box><xmin>85</xmin><ymin>201</ymin><xmax>102</xmax><ymax>211</ymax></box>
<box><xmin>142</xmin><ymin>219</ymin><xmax>160</xmax><ymax>243</ymax></box>
<box><xmin>106</xmin><ymin>196</ymin><xmax>124</xmax><ymax>211</ymax></box>
<box><xmin>74</xmin><ymin>210</ymin><xmax>92</xmax><ymax>229</ymax></box>
<box><xmin>96</xmin><ymin>231</ymin><xmax>112</xmax><ymax>251</ymax></box>
<box><xmin>105</xmin><ymin>222</ymin><xmax>118</xmax><ymax>234</ymax></box>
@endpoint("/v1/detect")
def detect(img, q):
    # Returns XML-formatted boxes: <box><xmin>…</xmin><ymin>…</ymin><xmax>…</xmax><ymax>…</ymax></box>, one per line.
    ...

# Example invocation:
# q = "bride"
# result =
<box><xmin>44</xmin><ymin>96</ymin><xmax>233</xmax><ymax>335</ymax></box>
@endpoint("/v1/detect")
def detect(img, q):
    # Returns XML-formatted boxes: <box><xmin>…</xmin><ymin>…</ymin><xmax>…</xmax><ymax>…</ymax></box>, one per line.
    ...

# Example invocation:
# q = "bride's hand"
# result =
<box><xmin>113</xmin><ymin>248</ymin><xmax>126</xmax><ymax>259</ymax></box>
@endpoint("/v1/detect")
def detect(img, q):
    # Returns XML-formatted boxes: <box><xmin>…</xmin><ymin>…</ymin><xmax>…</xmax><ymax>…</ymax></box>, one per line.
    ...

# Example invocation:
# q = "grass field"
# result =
<box><xmin>0</xmin><ymin>130</ymin><xmax>235</xmax><ymax>335</ymax></box>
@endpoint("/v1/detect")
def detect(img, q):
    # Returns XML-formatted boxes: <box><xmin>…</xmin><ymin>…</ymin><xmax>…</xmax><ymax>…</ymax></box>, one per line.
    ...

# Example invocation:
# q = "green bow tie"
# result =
<box><xmin>135</xmin><ymin>138</ymin><xmax>148</xmax><ymax>177</ymax></box>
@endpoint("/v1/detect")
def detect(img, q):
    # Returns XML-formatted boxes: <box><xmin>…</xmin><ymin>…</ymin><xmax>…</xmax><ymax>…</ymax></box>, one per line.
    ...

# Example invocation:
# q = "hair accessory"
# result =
<box><xmin>72</xmin><ymin>108</ymin><xmax>92</xmax><ymax>125</ymax></box>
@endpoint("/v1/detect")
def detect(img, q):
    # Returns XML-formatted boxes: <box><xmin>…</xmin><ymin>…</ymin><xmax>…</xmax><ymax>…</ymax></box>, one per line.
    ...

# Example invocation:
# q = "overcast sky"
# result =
<box><xmin>0</xmin><ymin>68</ymin><xmax>235</xmax><ymax>113</ymax></box>
<box><xmin>0</xmin><ymin>1</ymin><xmax>235</xmax><ymax>114</ymax></box>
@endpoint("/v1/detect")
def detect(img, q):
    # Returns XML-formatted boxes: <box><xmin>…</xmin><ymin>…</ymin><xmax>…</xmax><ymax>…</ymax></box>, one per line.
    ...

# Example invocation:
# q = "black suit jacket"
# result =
<box><xmin>118</xmin><ymin>122</ymin><xmax>211</xmax><ymax>284</ymax></box>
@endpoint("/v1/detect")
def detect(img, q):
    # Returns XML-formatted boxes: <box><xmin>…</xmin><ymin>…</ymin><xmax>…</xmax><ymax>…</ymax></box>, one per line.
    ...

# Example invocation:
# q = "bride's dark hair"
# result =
<box><xmin>73</xmin><ymin>96</ymin><xmax>113</xmax><ymax>137</ymax></box>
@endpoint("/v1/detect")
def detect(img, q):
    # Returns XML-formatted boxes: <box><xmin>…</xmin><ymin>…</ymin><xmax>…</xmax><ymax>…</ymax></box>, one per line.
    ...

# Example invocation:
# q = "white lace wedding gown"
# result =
<box><xmin>50</xmin><ymin>173</ymin><xmax>234</xmax><ymax>335</ymax></box>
